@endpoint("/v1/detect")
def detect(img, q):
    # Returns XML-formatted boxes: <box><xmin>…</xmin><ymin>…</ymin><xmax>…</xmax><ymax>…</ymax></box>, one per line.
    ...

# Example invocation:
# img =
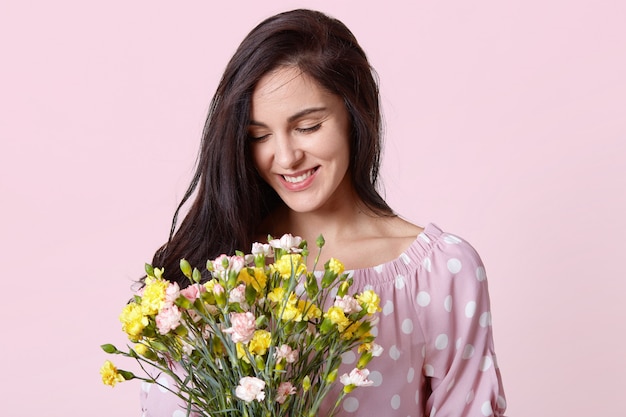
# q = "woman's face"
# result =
<box><xmin>249</xmin><ymin>66</ymin><xmax>352</xmax><ymax>214</ymax></box>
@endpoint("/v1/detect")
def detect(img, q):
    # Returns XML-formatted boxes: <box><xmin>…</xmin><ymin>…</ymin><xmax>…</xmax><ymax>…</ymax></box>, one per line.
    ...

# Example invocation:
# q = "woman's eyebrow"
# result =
<box><xmin>249</xmin><ymin>107</ymin><xmax>327</xmax><ymax>127</ymax></box>
<box><xmin>287</xmin><ymin>107</ymin><xmax>327</xmax><ymax>123</ymax></box>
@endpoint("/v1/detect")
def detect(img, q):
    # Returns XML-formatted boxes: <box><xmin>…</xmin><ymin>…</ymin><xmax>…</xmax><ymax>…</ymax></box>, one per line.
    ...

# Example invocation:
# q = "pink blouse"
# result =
<box><xmin>140</xmin><ymin>223</ymin><xmax>507</xmax><ymax>416</ymax></box>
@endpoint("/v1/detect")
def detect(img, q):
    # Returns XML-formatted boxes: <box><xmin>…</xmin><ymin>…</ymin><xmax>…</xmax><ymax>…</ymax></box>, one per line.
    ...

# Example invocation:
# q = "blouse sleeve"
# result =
<box><xmin>416</xmin><ymin>233</ymin><xmax>507</xmax><ymax>417</ymax></box>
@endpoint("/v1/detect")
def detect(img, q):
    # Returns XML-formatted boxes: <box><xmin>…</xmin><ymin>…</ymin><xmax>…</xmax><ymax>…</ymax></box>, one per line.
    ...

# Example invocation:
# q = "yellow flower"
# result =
<box><xmin>356</xmin><ymin>290</ymin><xmax>382</xmax><ymax>315</ymax></box>
<box><xmin>267</xmin><ymin>287</ymin><xmax>286</xmax><ymax>303</ymax></box>
<box><xmin>141</xmin><ymin>278</ymin><xmax>168</xmax><ymax>315</ymax></box>
<box><xmin>236</xmin><ymin>342</ymin><xmax>249</xmax><ymax>362</ymax></box>
<box><xmin>249</xmin><ymin>330</ymin><xmax>272</xmax><ymax>356</ymax></box>
<box><xmin>324</xmin><ymin>306</ymin><xmax>350</xmax><ymax>331</ymax></box>
<box><xmin>328</xmin><ymin>258</ymin><xmax>345</xmax><ymax>275</ymax></box>
<box><xmin>119</xmin><ymin>302</ymin><xmax>149</xmax><ymax>340</ymax></box>
<box><xmin>238</xmin><ymin>267</ymin><xmax>267</xmax><ymax>292</ymax></box>
<box><xmin>279</xmin><ymin>303</ymin><xmax>303</xmax><ymax>322</ymax></box>
<box><xmin>272</xmin><ymin>254</ymin><xmax>307</xmax><ymax>279</ymax></box>
<box><xmin>100</xmin><ymin>360</ymin><xmax>125</xmax><ymax>387</ymax></box>
<box><xmin>298</xmin><ymin>300</ymin><xmax>322</xmax><ymax>321</ymax></box>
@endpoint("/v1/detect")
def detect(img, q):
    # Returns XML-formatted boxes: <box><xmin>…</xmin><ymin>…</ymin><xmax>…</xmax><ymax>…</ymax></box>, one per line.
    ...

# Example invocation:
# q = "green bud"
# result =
<box><xmin>118</xmin><ymin>370</ymin><xmax>135</xmax><ymax>381</ymax></box>
<box><xmin>316</xmin><ymin>234</ymin><xmax>325</xmax><ymax>248</ymax></box>
<box><xmin>326</xmin><ymin>368</ymin><xmax>338</xmax><ymax>383</ymax></box>
<box><xmin>192</xmin><ymin>267</ymin><xmax>202</xmax><ymax>283</ymax></box>
<box><xmin>180</xmin><ymin>259</ymin><xmax>192</xmax><ymax>278</ymax></box>
<box><xmin>357</xmin><ymin>351</ymin><xmax>373</xmax><ymax>368</ymax></box>
<box><xmin>255</xmin><ymin>355</ymin><xmax>265</xmax><ymax>370</ymax></box>
<box><xmin>144</xmin><ymin>263</ymin><xmax>155</xmax><ymax>277</ymax></box>
<box><xmin>302</xmin><ymin>375</ymin><xmax>311</xmax><ymax>392</ymax></box>
<box><xmin>100</xmin><ymin>344</ymin><xmax>118</xmax><ymax>354</ymax></box>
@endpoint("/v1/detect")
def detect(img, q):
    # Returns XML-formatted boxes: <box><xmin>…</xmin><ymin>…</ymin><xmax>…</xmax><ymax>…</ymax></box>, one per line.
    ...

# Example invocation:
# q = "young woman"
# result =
<box><xmin>141</xmin><ymin>9</ymin><xmax>507</xmax><ymax>417</ymax></box>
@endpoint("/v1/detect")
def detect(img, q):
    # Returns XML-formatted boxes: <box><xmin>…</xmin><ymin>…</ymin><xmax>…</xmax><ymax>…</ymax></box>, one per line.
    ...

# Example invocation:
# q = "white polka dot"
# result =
<box><xmin>391</xmin><ymin>394</ymin><xmax>401</xmax><ymax>410</ymax></box>
<box><xmin>476</xmin><ymin>266</ymin><xmax>486</xmax><ymax>281</ymax></box>
<box><xmin>342</xmin><ymin>351</ymin><xmax>356</xmax><ymax>364</ymax></box>
<box><xmin>395</xmin><ymin>274</ymin><xmax>406</xmax><ymax>289</ymax></box>
<box><xmin>173</xmin><ymin>411</ymin><xmax>188</xmax><ymax>417</ymax></box>
<box><xmin>401</xmin><ymin>318</ymin><xmax>414</xmax><ymax>334</ymax></box>
<box><xmin>373</xmin><ymin>265</ymin><xmax>384</xmax><ymax>274</ymax></box>
<box><xmin>141</xmin><ymin>381</ymin><xmax>152</xmax><ymax>393</ymax></box>
<box><xmin>400</xmin><ymin>253</ymin><xmax>411</xmax><ymax>265</ymax></box>
<box><xmin>497</xmin><ymin>395</ymin><xmax>507</xmax><ymax>409</ymax></box>
<box><xmin>466</xmin><ymin>389</ymin><xmax>474</xmax><ymax>404</ymax></box>
<box><xmin>465</xmin><ymin>301</ymin><xmax>477</xmax><ymax>318</ymax></box>
<box><xmin>462</xmin><ymin>344</ymin><xmax>475</xmax><ymax>359</ymax></box>
<box><xmin>330</xmin><ymin>287</ymin><xmax>338</xmax><ymax>299</ymax></box>
<box><xmin>363</xmin><ymin>284</ymin><xmax>374</xmax><ymax>292</ymax></box>
<box><xmin>480</xmin><ymin>356</ymin><xmax>493</xmax><ymax>372</ymax></box>
<box><xmin>479</xmin><ymin>312</ymin><xmax>492</xmax><ymax>327</ymax></box>
<box><xmin>389</xmin><ymin>345</ymin><xmax>401</xmax><ymax>360</ymax></box>
<box><xmin>369</xmin><ymin>370</ymin><xmax>383</xmax><ymax>386</ymax></box>
<box><xmin>417</xmin><ymin>291</ymin><xmax>431</xmax><ymax>307</ymax></box>
<box><xmin>456</xmin><ymin>337</ymin><xmax>462</xmax><ymax>350</ymax></box>
<box><xmin>156</xmin><ymin>376</ymin><xmax>170</xmax><ymax>393</ymax></box>
<box><xmin>447</xmin><ymin>258</ymin><xmax>462</xmax><ymax>274</ymax></box>
<box><xmin>343</xmin><ymin>397</ymin><xmax>359</xmax><ymax>413</ymax></box>
<box><xmin>435</xmin><ymin>334</ymin><xmax>449</xmax><ymax>350</ymax></box>
<box><xmin>421</xmin><ymin>345</ymin><xmax>426</xmax><ymax>358</ymax></box>
<box><xmin>444</xmin><ymin>234</ymin><xmax>462</xmax><ymax>244</ymax></box>
<box><xmin>446</xmin><ymin>377</ymin><xmax>456</xmax><ymax>392</ymax></box>
<box><xmin>407</xmin><ymin>367</ymin><xmax>415</xmax><ymax>383</ymax></box>
<box><xmin>418</xmin><ymin>233</ymin><xmax>431</xmax><ymax>243</ymax></box>
<box><xmin>415</xmin><ymin>388</ymin><xmax>420</xmax><ymax>404</ymax></box>
<box><xmin>423</xmin><ymin>257</ymin><xmax>432</xmax><ymax>272</ymax></box>
<box><xmin>370</xmin><ymin>326</ymin><xmax>379</xmax><ymax>337</ymax></box>
<box><xmin>383</xmin><ymin>300</ymin><xmax>394</xmax><ymax>316</ymax></box>
<box><xmin>481</xmin><ymin>401</ymin><xmax>493</xmax><ymax>416</ymax></box>
<box><xmin>444</xmin><ymin>295</ymin><xmax>452</xmax><ymax>312</ymax></box>
<box><xmin>423</xmin><ymin>364</ymin><xmax>435</xmax><ymax>376</ymax></box>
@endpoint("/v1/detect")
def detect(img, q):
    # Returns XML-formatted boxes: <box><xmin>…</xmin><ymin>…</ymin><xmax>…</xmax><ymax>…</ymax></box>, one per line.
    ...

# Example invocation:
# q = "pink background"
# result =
<box><xmin>1</xmin><ymin>1</ymin><xmax>624</xmax><ymax>416</ymax></box>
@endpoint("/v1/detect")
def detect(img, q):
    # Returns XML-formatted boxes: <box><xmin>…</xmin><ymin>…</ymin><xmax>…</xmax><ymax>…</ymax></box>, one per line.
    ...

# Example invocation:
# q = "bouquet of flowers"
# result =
<box><xmin>100</xmin><ymin>234</ymin><xmax>382</xmax><ymax>417</ymax></box>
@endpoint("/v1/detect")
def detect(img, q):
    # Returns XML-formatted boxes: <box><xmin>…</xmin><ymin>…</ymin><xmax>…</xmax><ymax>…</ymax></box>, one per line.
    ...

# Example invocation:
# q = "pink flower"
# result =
<box><xmin>223</xmin><ymin>312</ymin><xmax>256</xmax><ymax>343</ymax></box>
<box><xmin>274</xmin><ymin>344</ymin><xmax>299</xmax><ymax>363</ymax></box>
<box><xmin>156</xmin><ymin>305</ymin><xmax>182</xmax><ymax>335</ymax></box>
<box><xmin>235</xmin><ymin>376</ymin><xmax>265</xmax><ymax>402</ymax></box>
<box><xmin>212</xmin><ymin>254</ymin><xmax>245</xmax><ymax>276</ymax></box>
<box><xmin>164</xmin><ymin>282</ymin><xmax>180</xmax><ymax>306</ymax></box>
<box><xmin>180</xmin><ymin>283</ymin><xmax>205</xmax><ymax>302</ymax></box>
<box><xmin>229</xmin><ymin>284</ymin><xmax>247</xmax><ymax>306</ymax></box>
<box><xmin>339</xmin><ymin>368</ymin><xmax>374</xmax><ymax>388</ymax></box>
<box><xmin>275</xmin><ymin>381</ymin><xmax>296</xmax><ymax>404</ymax></box>
<box><xmin>212</xmin><ymin>282</ymin><xmax>225</xmax><ymax>296</ymax></box>
<box><xmin>334</xmin><ymin>295</ymin><xmax>362</xmax><ymax>314</ymax></box>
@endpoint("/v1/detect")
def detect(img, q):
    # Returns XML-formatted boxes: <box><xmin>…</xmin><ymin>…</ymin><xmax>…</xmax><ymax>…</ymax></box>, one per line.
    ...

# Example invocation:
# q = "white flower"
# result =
<box><xmin>251</xmin><ymin>242</ymin><xmax>274</xmax><ymax>257</ymax></box>
<box><xmin>269</xmin><ymin>234</ymin><xmax>303</xmax><ymax>251</ymax></box>
<box><xmin>369</xmin><ymin>343</ymin><xmax>384</xmax><ymax>357</ymax></box>
<box><xmin>340</xmin><ymin>368</ymin><xmax>374</xmax><ymax>388</ymax></box>
<box><xmin>235</xmin><ymin>376</ymin><xmax>266</xmax><ymax>402</ymax></box>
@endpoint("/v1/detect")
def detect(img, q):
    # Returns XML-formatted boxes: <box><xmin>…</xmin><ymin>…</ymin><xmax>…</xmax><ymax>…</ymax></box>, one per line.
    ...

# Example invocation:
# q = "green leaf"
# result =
<box><xmin>144</xmin><ymin>263</ymin><xmax>154</xmax><ymax>277</ymax></box>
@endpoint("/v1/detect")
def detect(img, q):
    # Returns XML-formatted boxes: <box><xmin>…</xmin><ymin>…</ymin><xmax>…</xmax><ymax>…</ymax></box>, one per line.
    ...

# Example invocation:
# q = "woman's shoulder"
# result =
<box><xmin>351</xmin><ymin>222</ymin><xmax>486</xmax><ymax>285</ymax></box>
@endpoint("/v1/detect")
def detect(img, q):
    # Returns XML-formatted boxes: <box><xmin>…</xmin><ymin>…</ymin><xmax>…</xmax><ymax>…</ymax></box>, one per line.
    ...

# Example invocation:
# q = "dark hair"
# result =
<box><xmin>151</xmin><ymin>9</ymin><xmax>393</xmax><ymax>287</ymax></box>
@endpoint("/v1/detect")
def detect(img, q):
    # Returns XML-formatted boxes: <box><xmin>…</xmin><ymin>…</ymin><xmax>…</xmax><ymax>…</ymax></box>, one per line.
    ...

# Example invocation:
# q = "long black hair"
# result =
<box><xmin>151</xmin><ymin>9</ymin><xmax>394</xmax><ymax>287</ymax></box>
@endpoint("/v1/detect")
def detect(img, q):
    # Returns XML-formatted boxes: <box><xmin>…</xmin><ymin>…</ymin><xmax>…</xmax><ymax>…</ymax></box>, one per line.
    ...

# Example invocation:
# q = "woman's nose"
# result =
<box><xmin>273</xmin><ymin>134</ymin><xmax>303</xmax><ymax>169</ymax></box>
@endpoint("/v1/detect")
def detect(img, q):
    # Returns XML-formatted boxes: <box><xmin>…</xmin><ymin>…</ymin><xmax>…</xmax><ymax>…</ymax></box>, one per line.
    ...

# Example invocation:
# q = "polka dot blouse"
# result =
<box><xmin>140</xmin><ymin>223</ymin><xmax>507</xmax><ymax>416</ymax></box>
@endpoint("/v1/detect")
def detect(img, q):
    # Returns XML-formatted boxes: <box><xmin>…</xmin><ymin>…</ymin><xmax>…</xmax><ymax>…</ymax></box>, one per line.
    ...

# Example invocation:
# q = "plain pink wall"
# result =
<box><xmin>1</xmin><ymin>1</ymin><xmax>624</xmax><ymax>416</ymax></box>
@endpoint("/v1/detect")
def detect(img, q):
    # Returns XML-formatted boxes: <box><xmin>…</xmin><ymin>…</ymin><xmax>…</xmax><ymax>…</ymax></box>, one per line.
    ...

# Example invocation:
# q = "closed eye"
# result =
<box><xmin>295</xmin><ymin>124</ymin><xmax>322</xmax><ymax>134</ymax></box>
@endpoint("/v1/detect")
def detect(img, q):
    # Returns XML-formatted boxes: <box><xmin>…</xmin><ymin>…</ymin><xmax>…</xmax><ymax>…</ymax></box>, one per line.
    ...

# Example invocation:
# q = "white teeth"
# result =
<box><xmin>283</xmin><ymin>169</ymin><xmax>314</xmax><ymax>184</ymax></box>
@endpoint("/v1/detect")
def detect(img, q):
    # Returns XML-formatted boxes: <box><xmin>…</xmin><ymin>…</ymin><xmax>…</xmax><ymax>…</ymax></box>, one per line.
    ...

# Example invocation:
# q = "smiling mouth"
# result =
<box><xmin>282</xmin><ymin>168</ymin><xmax>317</xmax><ymax>184</ymax></box>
